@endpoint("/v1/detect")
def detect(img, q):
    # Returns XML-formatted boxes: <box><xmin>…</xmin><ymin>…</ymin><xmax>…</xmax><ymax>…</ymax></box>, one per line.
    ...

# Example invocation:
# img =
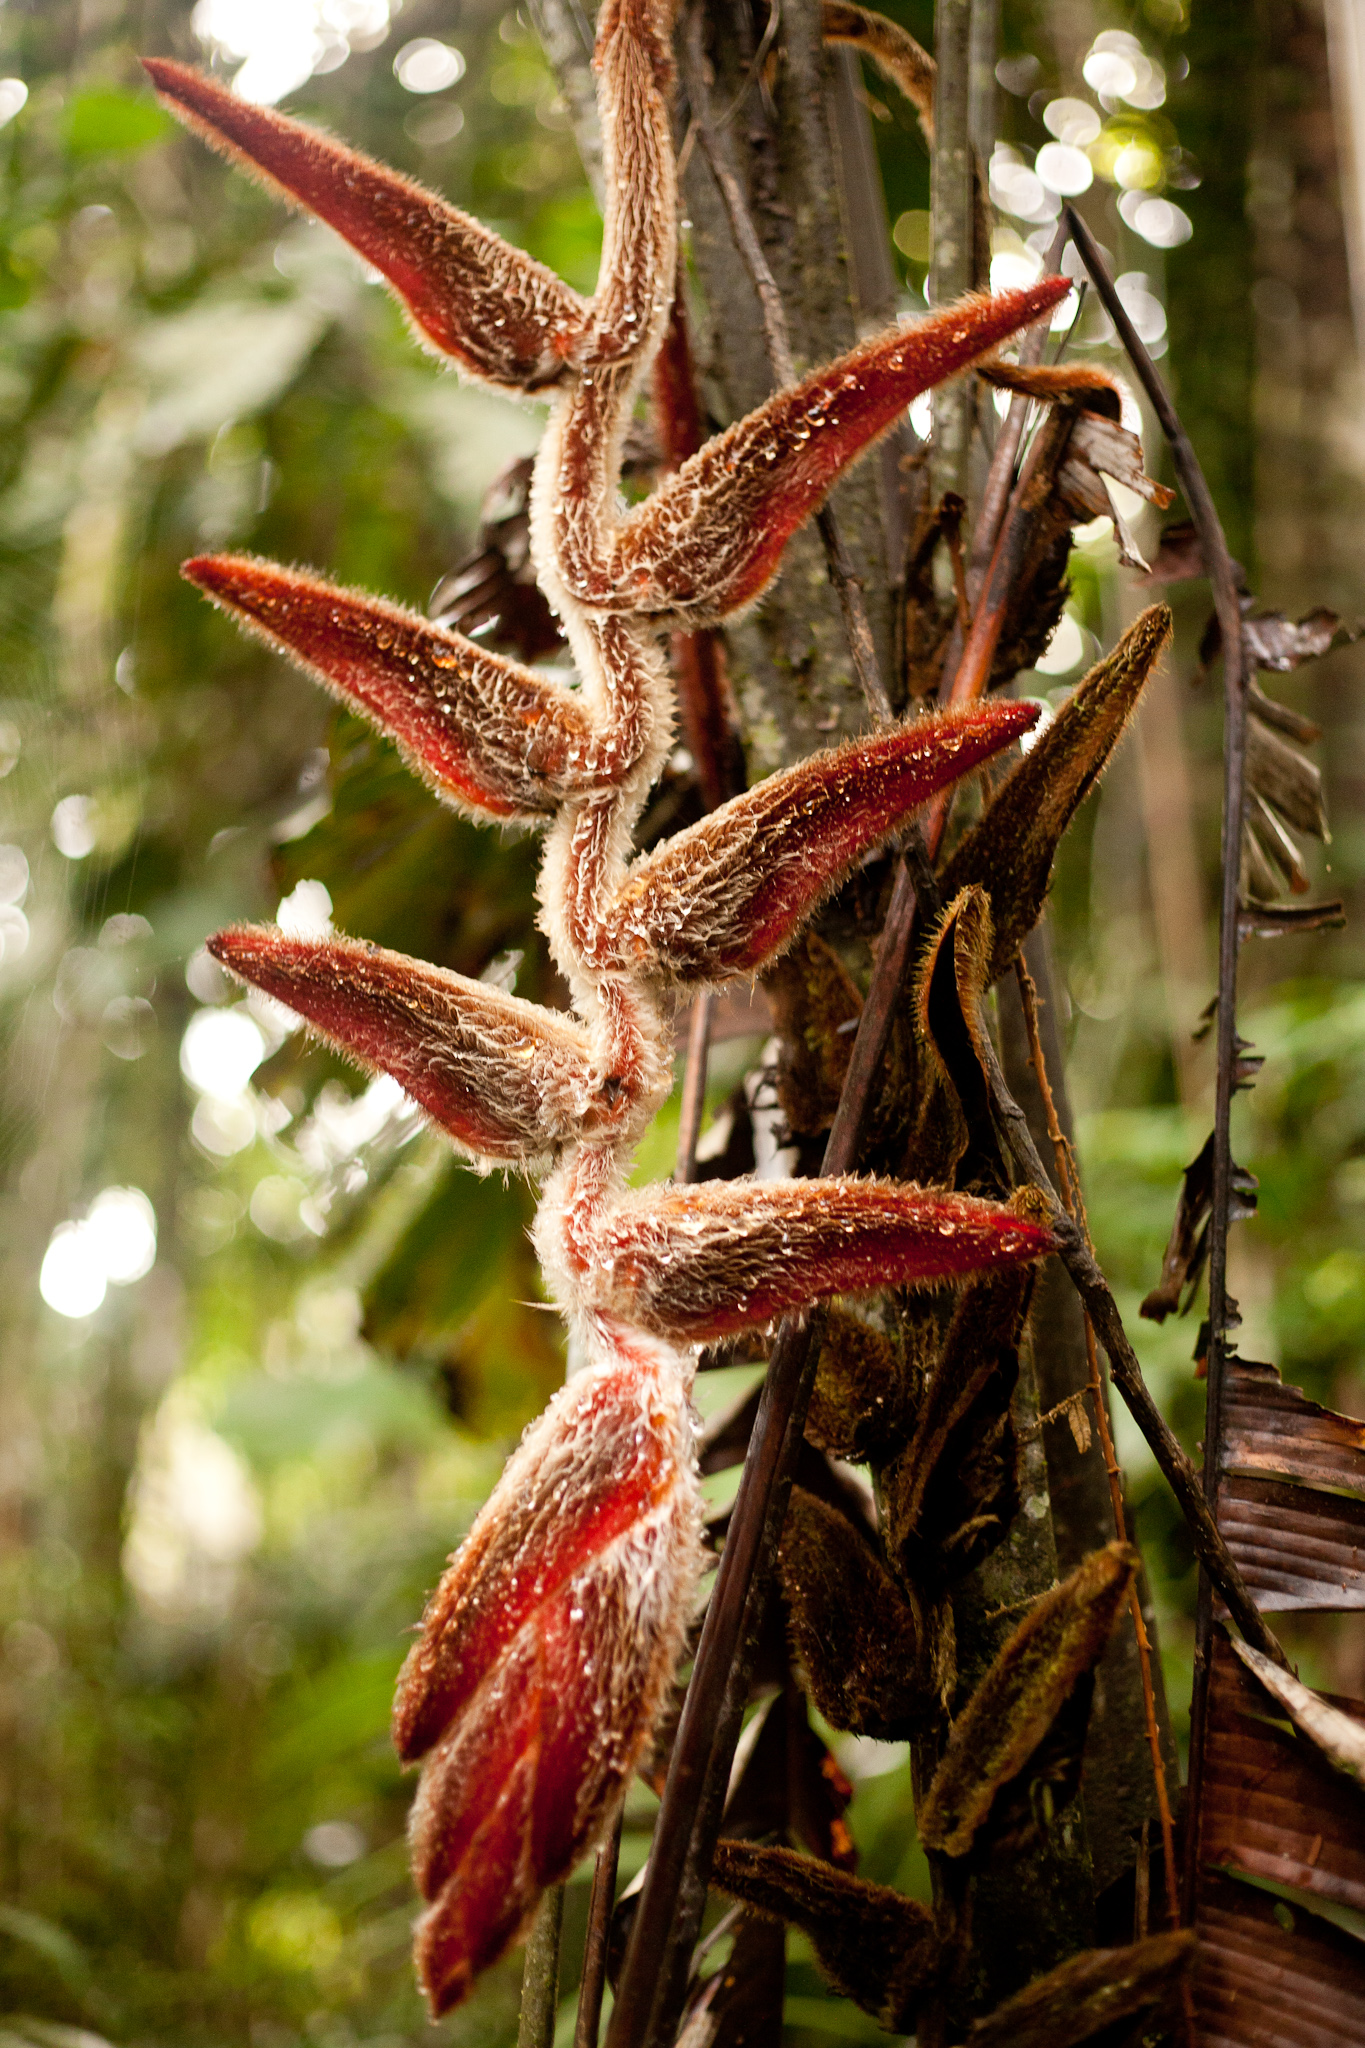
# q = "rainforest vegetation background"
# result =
<box><xmin>0</xmin><ymin>0</ymin><xmax>1363</xmax><ymax>2042</ymax></box>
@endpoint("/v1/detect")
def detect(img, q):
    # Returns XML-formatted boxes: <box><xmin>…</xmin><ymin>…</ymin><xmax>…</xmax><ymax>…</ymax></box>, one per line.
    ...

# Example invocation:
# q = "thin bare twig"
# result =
<box><xmin>573</xmin><ymin>1816</ymin><xmax>622</xmax><ymax>2048</ymax></box>
<box><xmin>974</xmin><ymin>1010</ymin><xmax>1286</xmax><ymax>1672</ymax></box>
<box><xmin>1061</xmin><ymin>205</ymin><xmax>1254</xmax><ymax>1919</ymax></box>
<box><xmin>1015</xmin><ymin>960</ymin><xmax>1180</xmax><ymax>1930</ymax></box>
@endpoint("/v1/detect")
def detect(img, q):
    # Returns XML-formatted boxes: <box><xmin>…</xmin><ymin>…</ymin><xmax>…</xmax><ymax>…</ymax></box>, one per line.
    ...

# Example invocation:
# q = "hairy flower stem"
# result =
<box><xmin>1060</xmin><ymin>206</ymin><xmax>1257</xmax><ymax>1920</ymax></box>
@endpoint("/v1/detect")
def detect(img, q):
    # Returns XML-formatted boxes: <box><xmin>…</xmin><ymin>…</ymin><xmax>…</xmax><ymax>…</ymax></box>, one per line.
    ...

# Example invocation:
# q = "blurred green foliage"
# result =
<box><xmin>0</xmin><ymin>1</ymin><xmax>1362</xmax><ymax>2045</ymax></box>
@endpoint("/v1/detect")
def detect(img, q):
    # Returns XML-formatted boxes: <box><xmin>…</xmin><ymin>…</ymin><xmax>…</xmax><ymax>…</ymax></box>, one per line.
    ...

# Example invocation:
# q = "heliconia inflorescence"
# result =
<box><xmin>146</xmin><ymin>0</ymin><xmax>1066</xmax><ymax>2013</ymax></box>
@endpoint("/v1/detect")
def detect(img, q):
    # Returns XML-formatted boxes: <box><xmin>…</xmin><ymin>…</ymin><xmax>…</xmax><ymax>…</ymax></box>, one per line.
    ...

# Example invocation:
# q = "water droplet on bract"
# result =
<box><xmin>375</xmin><ymin>628</ymin><xmax>394</xmax><ymax>649</ymax></box>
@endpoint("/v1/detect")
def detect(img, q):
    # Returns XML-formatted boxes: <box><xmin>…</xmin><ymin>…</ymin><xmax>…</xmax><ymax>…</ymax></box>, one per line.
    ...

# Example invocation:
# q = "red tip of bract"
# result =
<box><xmin>582</xmin><ymin>1178</ymin><xmax>1055</xmax><ymax>1342</ymax></box>
<box><xmin>395</xmin><ymin>1334</ymin><xmax>702</xmax><ymax>2013</ymax></box>
<box><xmin>183</xmin><ymin>555</ymin><xmax>593</xmax><ymax>823</ymax></box>
<box><xmin>612</xmin><ymin>700</ymin><xmax>1040</xmax><ymax>984</ymax></box>
<box><xmin>141</xmin><ymin>59</ymin><xmax>587</xmax><ymax>391</ymax></box>
<box><xmin>614</xmin><ymin>278</ymin><xmax>1072</xmax><ymax>624</ymax></box>
<box><xmin>206</xmin><ymin>927</ymin><xmax>608</xmax><ymax>1164</ymax></box>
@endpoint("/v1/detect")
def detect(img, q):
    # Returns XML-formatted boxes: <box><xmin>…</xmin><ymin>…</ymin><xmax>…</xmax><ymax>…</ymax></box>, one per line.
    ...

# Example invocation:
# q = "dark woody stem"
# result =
<box><xmin>573</xmin><ymin>1815</ymin><xmax>621</xmax><ymax>2048</ymax></box>
<box><xmin>974</xmin><ymin>1012</ymin><xmax>1285</xmax><ymax>1673</ymax></box>
<box><xmin>517</xmin><ymin>1886</ymin><xmax>564</xmax><ymax>2048</ymax></box>
<box><xmin>1014</xmin><ymin>958</ymin><xmax>1181</xmax><ymax>1928</ymax></box>
<box><xmin>1060</xmin><ymin>204</ymin><xmax>1256</xmax><ymax>1918</ymax></box>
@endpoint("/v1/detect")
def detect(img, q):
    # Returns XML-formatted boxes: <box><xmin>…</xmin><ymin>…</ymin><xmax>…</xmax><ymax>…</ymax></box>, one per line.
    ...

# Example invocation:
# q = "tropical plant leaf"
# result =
<box><xmin>965</xmin><ymin>1930</ymin><xmax>1196</xmax><ymax>2046</ymax></box>
<box><xmin>709</xmin><ymin>1838</ymin><xmax>940</xmax><ymax>2030</ymax></box>
<box><xmin>1229</xmin><ymin>1635</ymin><xmax>1365</xmax><ymax>1785</ymax></box>
<box><xmin>1193</xmin><ymin>1634</ymin><xmax>1365</xmax><ymax>2041</ymax></box>
<box><xmin>803</xmin><ymin>1307</ymin><xmax>925</xmax><ymax>1465</ymax></box>
<box><xmin>1217</xmin><ymin>1355</ymin><xmax>1365</xmax><ymax>1610</ymax></box>
<box><xmin>938</xmin><ymin>606</ymin><xmax>1171</xmax><ymax>983</ymax></box>
<box><xmin>918</xmin><ymin>1543</ymin><xmax>1137</xmax><ymax>1857</ymax></box>
<box><xmin>884</xmin><ymin>1266</ymin><xmax>1034</xmax><ymax>1589</ymax></box>
<box><xmin>778</xmin><ymin>1485</ymin><xmax>932</xmax><ymax>1739</ymax></box>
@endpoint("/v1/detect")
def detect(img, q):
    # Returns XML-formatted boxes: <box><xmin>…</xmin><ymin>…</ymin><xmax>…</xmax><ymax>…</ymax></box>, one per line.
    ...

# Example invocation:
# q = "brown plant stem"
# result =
<box><xmin>573</xmin><ymin>1815</ymin><xmax>622</xmax><ymax>2048</ymax></box>
<box><xmin>929</xmin><ymin>216</ymin><xmax>1067</xmax><ymax>703</ymax></box>
<box><xmin>1060</xmin><ymin>205</ymin><xmax>1254</xmax><ymax>1920</ymax></box>
<box><xmin>1015</xmin><ymin>960</ymin><xmax>1180</xmax><ymax>1929</ymax></box>
<box><xmin>518</xmin><ymin>1885</ymin><xmax>564</xmax><ymax>2048</ymax></box>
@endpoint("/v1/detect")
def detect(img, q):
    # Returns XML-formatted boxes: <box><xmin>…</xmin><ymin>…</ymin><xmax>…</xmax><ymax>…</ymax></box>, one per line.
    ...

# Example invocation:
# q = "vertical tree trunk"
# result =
<box><xmin>678</xmin><ymin>0</ymin><xmax>897</xmax><ymax>770</ymax></box>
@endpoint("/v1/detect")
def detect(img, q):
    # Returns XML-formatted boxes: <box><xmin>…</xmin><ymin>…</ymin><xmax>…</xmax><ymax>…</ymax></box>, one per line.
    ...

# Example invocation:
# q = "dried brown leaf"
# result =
<box><xmin>966</xmin><ymin>1931</ymin><xmax>1196</xmax><ymax>2047</ymax></box>
<box><xmin>1193</xmin><ymin>1634</ymin><xmax>1365</xmax><ymax>2039</ymax></box>
<box><xmin>918</xmin><ymin>1542</ymin><xmax>1137</xmax><ymax>1857</ymax></box>
<box><xmin>1239</xmin><ymin>899</ymin><xmax>1346</xmax><ymax>940</ymax></box>
<box><xmin>778</xmin><ymin>1485</ymin><xmax>931</xmax><ymax>1739</ymax></box>
<box><xmin>1138</xmin><ymin>516</ymin><xmax>1246</xmax><ymax>589</ymax></box>
<box><xmin>1223</xmin><ymin>1355</ymin><xmax>1365</xmax><ymax>1495</ymax></box>
<box><xmin>885</xmin><ymin>1267</ymin><xmax>1034</xmax><ymax>1588</ymax></box>
<box><xmin>1247</xmin><ymin>715</ymin><xmax>1329</xmax><ymax>841</ymax></box>
<box><xmin>1229</xmin><ymin>1635</ymin><xmax>1365</xmax><ymax>1786</ymax></box>
<box><xmin>805</xmin><ymin>1307</ymin><xmax>924</xmax><ymax>1464</ymax></box>
<box><xmin>1140</xmin><ymin>1132</ymin><xmax>1258</xmax><ymax>1322</ymax></box>
<box><xmin>1248</xmin><ymin>680</ymin><xmax>1322</xmax><ymax>745</ymax></box>
<box><xmin>939</xmin><ymin>607</ymin><xmax>1171</xmax><ymax>982</ymax></box>
<box><xmin>1241</xmin><ymin>821</ymin><xmax>1287</xmax><ymax>906</ymax></box>
<box><xmin>1248</xmin><ymin>790</ymin><xmax>1311</xmax><ymax>895</ymax></box>
<box><xmin>1216</xmin><ymin>1355</ymin><xmax>1365</xmax><ymax>1612</ymax></box>
<box><xmin>1245</xmin><ymin>604</ymin><xmax>1345</xmax><ymax>671</ymax></box>
<box><xmin>721</xmin><ymin>1684</ymin><xmax>859</xmax><ymax>1872</ymax></box>
<box><xmin>763</xmin><ymin>931</ymin><xmax>863</xmax><ymax>1138</ymax></box>
<box><xmin>910</xmin><ymin>885</ymin><xmax>999</xmax><ymax>1189</ymax></box>
<box><xmin>709</xmin><ymin>1838</ymin><xmax>940</xmax><ymax>2029</ymax></box>
<box><xmin>1196</xmin><ymin>1887</ymin><xmax>1365</xmax><ymax>2044</ymax></box>
<box><xmin>428</xmin><ymin>455</ymin><xmax>565</xmax><ymax>663</ymax></box>
<box><xmin>1055</xmin><ymin>412</ymin><xmax>1176</xmax><ymax>572</ymax></box>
